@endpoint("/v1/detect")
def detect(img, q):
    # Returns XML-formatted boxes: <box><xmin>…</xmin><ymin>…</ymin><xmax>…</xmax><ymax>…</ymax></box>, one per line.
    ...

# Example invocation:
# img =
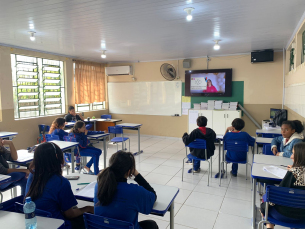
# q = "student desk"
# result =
<box><xmin>69</xmin><ymin>173</ymin><xmax>179</xmax><ymax>229</ymax></box>
<box><xmin>0</xmin><ymin>175</ymin><xmax>11</xmax><ymax>183</ymax></box>
<box><xmin>65</xmin><ymin>122</ymin><xmax>75</xmax><ymax>128</ymax></box>
<box><xmin>255</xmin><ymin>128</ymin><xmax>281</xmax><ymax>137</ymax></box>
<box><xmin>0</xmin><ymin>211</ymin><xmax>65</xmax><ymax>228</ymax></box>
<box><xmin>0</xmin><ymin>132</ymin><xmax>18</xmax><ymax>140</ymax></box>
<box><xmin>87</xmin><ymin>133</ymin><xmax>110</xmax><ymax>169</ymax></box>
<box><xmin>116</xmin><ymin>123</ymin><xmax>143</xmax><ymax>154</ymax></box>
<box><xmin>95</xmin><ymin>118</ymin><xmax>122</xmax><ymax>132</ymax></box>
<box><xmin>255</xmin><ymin>137</ymin><xmax>273</xmax><ymax>154</ymax></box>
<box><xmin>251</xmin><ymin>162</ymin><xmax>286</xmax><ymax>228</ymax></box>
<box><xmin>253</xmin><ymin>154</ymin><xmax>292</xmax><ymax>166</ymax></box>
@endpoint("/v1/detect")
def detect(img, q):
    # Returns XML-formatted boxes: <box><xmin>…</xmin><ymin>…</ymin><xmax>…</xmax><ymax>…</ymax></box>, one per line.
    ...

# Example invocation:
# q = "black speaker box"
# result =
<box><xmin>251</xmin><ymin>50</ymin><xmax>274</xmax><ymax>63</ymax></box>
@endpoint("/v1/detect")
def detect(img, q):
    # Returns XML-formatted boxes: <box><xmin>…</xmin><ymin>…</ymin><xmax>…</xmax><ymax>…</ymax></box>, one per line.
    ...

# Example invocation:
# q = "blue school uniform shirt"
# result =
<box><xmin>51</xmin><ymin>129</ymin><xmax>68</xmax><ymax>141</ymax></box>
<box><xmin>69</xmin><ymin>131</ymin><xmax>104</xmax><ymax>150</ymax></box>
<box><xmin>94</xmin><ymin>182</ymin><xmax>155</xmax><ymax>229</ymax></box>
<box><xmin>25</xmin><ymin>173</ymin><xmax>78</xmax><ymax>220</ymax></box>
<box><xmin>271</xmin><ymin>132</ymin><xmax>303</xmax><ymax>158</ymax></box>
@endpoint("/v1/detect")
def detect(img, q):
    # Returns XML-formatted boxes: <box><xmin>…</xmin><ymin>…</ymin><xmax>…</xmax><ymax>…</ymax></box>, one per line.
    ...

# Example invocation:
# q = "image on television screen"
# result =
<box><xmin>190</xmin><ymin>72</ymin><xmax>226</xmax><ymax>94</ymax></box>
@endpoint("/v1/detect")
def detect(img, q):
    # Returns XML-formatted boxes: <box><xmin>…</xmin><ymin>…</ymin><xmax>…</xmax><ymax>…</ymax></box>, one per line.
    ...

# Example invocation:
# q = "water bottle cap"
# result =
<box><xmin>25</xmin><ymin>197</ymin><xmax>32</xmax><ymax>203</ymax></box>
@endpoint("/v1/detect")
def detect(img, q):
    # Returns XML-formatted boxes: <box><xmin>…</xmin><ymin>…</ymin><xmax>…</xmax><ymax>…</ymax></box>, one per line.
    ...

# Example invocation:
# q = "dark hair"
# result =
<box><xmin>69</xmin><ymin>120</ymin><xmax>85</xmax><ymax>134</ymax></box>
<box><xmin>232</xmin><ymin>118</ymin><xmax>245</xmax><ymax>131</ymax></box>
<box><xmin>207</xmin><ymin>79</ymin><xmax>213</xmax><ymax>86</ymax></box>
<box><xmin>282</xmin><ymin>120</ymin><xmax>304</xmax><ymax>134</ymax></box>
<box><xmin>68</xmin><ymin>106</ymin><xmax>75</xmax><ymax>111</ymax></box>
<box><xmin>97</xmin><ymin>151</ymin><xmax>136</xmax><ymax>206</ymax></box>
<box><xmin>197</xmin><ymin>116</ymin><xmax>207</xmax><ymax>127</ymax></box>
<box><xmin>26</xmin><ymin>142</ymin><xmax>64</xmax><ymax>201</ymax></box>
<box><xmin>292</xmin><ymin>142</ymin><xmax>305</xmax><ymax>167</ymax></box>
<box><xmin>49</xmin><ymin>118</ymin><xmax>66</xmax><ymax>134</ymax></box>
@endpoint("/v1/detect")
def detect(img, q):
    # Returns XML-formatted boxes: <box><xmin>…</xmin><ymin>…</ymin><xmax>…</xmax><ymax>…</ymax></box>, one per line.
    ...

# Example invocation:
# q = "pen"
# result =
<box><xmin>279</xmin><ymin>165</ymin><xmax>288</xmax><ymax>167</ymax></box>
<box><xmin>77</xmin><ymin>183</ymin><xmax>90</xmax><ymax>185</ymax></box>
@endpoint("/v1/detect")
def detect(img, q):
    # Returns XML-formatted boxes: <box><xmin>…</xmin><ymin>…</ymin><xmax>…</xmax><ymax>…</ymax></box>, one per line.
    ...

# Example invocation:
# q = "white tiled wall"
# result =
<box><xmin>284</xmin><ymin>83</ymin><xmax>305</xmax><ymax>118</ymax></box>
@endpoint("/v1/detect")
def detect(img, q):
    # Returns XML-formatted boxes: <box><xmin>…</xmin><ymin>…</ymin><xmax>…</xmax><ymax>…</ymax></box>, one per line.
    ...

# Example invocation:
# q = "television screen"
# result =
<box><xmin>185</xmin><ymin>69</ymin><xmax>232</xmax><ymax>97</ymax></box>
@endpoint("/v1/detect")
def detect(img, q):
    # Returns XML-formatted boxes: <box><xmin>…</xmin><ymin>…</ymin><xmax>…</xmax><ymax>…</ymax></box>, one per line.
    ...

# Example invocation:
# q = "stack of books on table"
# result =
<box><xmin>200</xmin><ymin>102</ymin><xmax>208</xmax><ymax>110</ymax></box>
<box><xmin>214</xmin><ymin>100</ymin><xmax>223</xmax><ymax>110</ymax></box>
<box><xmin>222</xmin><ymin>103</ymin><xmax>230</xmax><ymax>110</ymax></box>
<box><xmin>229</xmin><ymin>102</ymin><xmax>238</xmax><ymax>110</ymax></box>
<box><xmin>208</xmin><ymin>100</ymin><xmax>215</xmax><ymax>110</ymax></box>
<box><xmin>193</xmin><ymin>103</ymin><xmax>201</xmax><ymax>109</ymax></box>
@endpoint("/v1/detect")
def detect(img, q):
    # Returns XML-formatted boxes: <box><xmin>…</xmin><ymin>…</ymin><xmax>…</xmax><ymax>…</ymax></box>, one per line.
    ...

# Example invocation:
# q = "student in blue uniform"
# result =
<box><xmin>223</xmin><ymin>118</ymin><xmax>255</xmax><ymax>177</ymax></box>
<box><xmin>0</xmin><ymin>138</ymin><xmax>28</xmax><ymax>195</ymax></box>
<box><xmin>25</xmin><ymin>142</ymin><xmax>93</xmax><ymax>229</ymax></box>
<box><xmin>49</xmin><ymin>117</ymin><xmax>68</xmax><ymax>140</ymax></box>
<box><xmin>182</xmin><ymin>116</ymin><xmax>216</xmax><ymax>173</ymax></box>
<box><xmin>271</xmin><ymin>120</ymin><xmax>304</xmax><ymax>158</ymax></box>
<box><xmin>69</xmin><ymin>121</ymin><xmax>102</xmax><ymax>175</ymax></box>
<box><xmin>94</xmin><ymin>151</ymin><xmax>158</xmax><ymax>229</ymax></box>
<box><xmin>65</xmin><ymin>106</ymin><xmax>84</xmax><ymax>122</ymax></box>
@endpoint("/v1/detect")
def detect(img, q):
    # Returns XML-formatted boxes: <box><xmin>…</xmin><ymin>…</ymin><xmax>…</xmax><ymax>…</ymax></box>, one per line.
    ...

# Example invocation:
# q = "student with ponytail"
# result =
<box><xmin>271</xmin><ymin>120</ymin><xmax>304</xmax><ymax>158</ymax></box>
<box><xmin>49</xmin><ymin>117</ymin><xmax>68</xmax><ymax>140</ymax></box>
<box><xmin>94</xmin><ymin>151</ymin><xmax>158</xmax><ymax>229</ymax></box>
<box><xmin>25</xmin><ymin>142</ymin><xmax>93</xmax><ymax>229</ymax></box>
<box><xmin>69</xmin><ymin>121</ymin><xmax>102</xmax><ymax>175</ymax></box>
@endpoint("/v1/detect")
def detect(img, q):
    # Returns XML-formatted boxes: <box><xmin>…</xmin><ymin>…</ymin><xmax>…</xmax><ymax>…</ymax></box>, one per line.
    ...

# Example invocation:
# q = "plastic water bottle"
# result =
<box><xmin>23</xmin><ymin>197</ymin><xmax>37</xmax><ymax>229</ymax></box>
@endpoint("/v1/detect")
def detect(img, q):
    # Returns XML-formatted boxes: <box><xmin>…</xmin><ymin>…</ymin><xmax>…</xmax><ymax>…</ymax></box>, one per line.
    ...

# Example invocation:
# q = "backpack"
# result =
<box><xmin>272</xmin><ymin>109</ymin><xmax>287</xmax><ymax>126</ymax></box>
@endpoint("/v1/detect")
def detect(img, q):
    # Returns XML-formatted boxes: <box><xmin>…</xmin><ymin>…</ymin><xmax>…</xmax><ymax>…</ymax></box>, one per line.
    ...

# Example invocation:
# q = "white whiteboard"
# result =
<box><xmin>108</xmin><ymin>81</ymin><xmax>182</xmax><ymax>116</ymax></box>
<box><xmin>284</xmin><ymin>83</ymin><xmax>305</xmax><ymax>118</ymax></box>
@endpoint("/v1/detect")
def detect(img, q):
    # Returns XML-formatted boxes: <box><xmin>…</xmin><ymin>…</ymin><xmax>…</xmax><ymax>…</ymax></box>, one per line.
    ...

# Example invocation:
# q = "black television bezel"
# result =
<box><xmin>185</xmin><ymin>68</ymin><xmax>232</xmax><ymax>97</ymax></box>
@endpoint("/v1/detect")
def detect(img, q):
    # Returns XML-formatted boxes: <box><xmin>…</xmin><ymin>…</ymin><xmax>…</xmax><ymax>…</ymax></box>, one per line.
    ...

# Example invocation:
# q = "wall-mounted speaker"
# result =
<box><xmin>183</xmin><ymin>59</ymin><xmax>191</xmax><ymax>68</ymax></box>
<box><xmin>251</xmin><ymin>50</ymin><xmax>274</xmax><ymax>63</ymax></box>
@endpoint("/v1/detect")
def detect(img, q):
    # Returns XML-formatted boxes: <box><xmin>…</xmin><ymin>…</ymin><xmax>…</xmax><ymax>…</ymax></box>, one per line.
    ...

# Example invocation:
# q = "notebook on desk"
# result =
<box><xmin>75</xmin><ymin>181</ymin><xmax>96</xmax><ymax>201</ymax></box>
<box><xmin>263</xmin><ymin>166</ymin><xmax>287</xmax><ymax>179</ymax></box>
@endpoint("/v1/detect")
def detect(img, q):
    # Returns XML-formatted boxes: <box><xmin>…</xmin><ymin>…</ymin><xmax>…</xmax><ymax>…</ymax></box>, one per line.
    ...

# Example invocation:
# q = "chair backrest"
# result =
<box><xmin>45</xmin><ymin>134</ymin><xmax>60</xmax><ymax>142</ymax></box>
<box><xmin>14</xmin><ymin>202</ymin><xmax>52</xmax><ymax>218</ymax></box>
<box><xmin>64</xmin><ymin>136</ymin><xmax>77</xmax><ymax>142</ymax></box>
<box><xmin>0</xmin><ymin>195</ymin><xmax>24</xmax><ymax>211</ymax></box>
<box><xmin>224</xmin><ymin>140</ymin><xmax>248</xmax><ymax>152</ymax></box>
<box><xmin>266</xmin><ymin>186</ymin><xmax>305</xmax><ymax>209</ymax></box>
<box><xmin>108</xmin><ymin>126</ymin><xmax>123</xmax><ymax>134</ymax></box>
<box><xmin>185</xmin><ymin>139</ymin><xmax>207</xmax><ymax>149</ymax></box>
<box><xmin>83</xmin><ymin>213</ymin><xmax>134</xmax><ymax>229</ymax></box>
<box><xmin>262</xmin><ymin>143</ymin><xmax>274</xmax><ymax>155</ymax></box>
<box><xmin>38</xmin><ymin>125</ymin><xmax>50</xmax><ymax>134</ymax></box>
<box><xmin>101</xmin><ymin>115</ymin><xmax>112</xmax><ymax>119</ymax></box>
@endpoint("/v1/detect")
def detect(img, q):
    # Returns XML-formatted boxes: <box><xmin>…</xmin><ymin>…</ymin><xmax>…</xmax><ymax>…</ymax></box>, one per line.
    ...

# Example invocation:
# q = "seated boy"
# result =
<box><xmin>65</xmin><ymin>106</ymin><xmax>84</xmax><ymax>122</ymax></box>
<box><xmin>182</xmin><ymin>116</ymin><xmax>216</xmax><ymax>173</ymax></box>
<box><xmin>224</xmin><ymin>118</ymin><xmax>255</xmax><ymax>177</ymax></box>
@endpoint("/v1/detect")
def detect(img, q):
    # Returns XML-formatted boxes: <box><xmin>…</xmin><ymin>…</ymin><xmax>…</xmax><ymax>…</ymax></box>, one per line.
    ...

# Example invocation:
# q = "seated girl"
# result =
<box><xmin>69</xmin><ymin>121</ymin><xmax>102</xmax><ymax>175</ymax></box>
<box><xmin>25</xmin><ymin>142</ymin><xmax>93</xmax><ymax>229</ymax></box>
<box><xmin>271</xmin><ymin>120</ymin><xmax>304</xmax><ymax>158</ymax></box>
<box><xmin>260</xmin><ymin>142</ymin><xmax>305</xmax><ymax>228</ymax></box>
<box><xmin>49</xmin><ymin>117</ymin><xmax>68</xmax><ymax>140</ymax></box>
<box><xmin>94</xmin><ymin>151</ymin><xmax>158</xmax><ymax>229</ymax></box>
<box><xmin>0</xmin><ymin>138</ymin><xmax>28</xmax><ymax>195</ymax></box>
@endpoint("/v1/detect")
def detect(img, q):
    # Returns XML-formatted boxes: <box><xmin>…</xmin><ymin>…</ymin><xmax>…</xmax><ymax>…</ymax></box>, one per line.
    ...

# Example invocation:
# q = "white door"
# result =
<box><xmin>212</xmin><ymin>110</ymin><xmax>226</xmax><ymax>135</ymax></box>
<box><xmin>188</xmin><ymin>109</ymin><xmax>200</xmax><ymax>133</ymax></box>
<box><xmin>225</xmin><ymin>110</ymin><xmax>242</xmax><ymax>129</ymax></box>
<box><xmin>199</xmin><ymin>110</ymin><xmax>213</xmax><ymax>129</ymax></box>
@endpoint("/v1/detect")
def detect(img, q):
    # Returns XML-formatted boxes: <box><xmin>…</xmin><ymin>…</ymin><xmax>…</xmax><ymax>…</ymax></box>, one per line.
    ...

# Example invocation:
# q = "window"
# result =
<box><xmin>11</xmin><ymin>54</ymin><xmax>65</xmax><ymax>119</ymax></box>
<box><xmin>290</xmin><ymin>48</ymin><xmax>295</xmax><ymax>71</ymax></box>
<box><xmin>75</xmin><ymin>102</ymin><xmax>105</xmax><ymax>112</ymax></box>
<box><xmin>302</xmin><ymin>30</ymin><xmax>305</xmax><ymax>64</ymax></box>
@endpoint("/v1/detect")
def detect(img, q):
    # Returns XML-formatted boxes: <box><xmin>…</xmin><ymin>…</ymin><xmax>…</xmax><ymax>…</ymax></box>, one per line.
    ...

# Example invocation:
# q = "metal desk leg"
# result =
<box><xmin>103</xmin><ymin>136</ymin><xmax>107</xmax><ymax>169</ymax></box>
<box><xmin>71</xmin><ymin>146</ymin><xmax>75</xmax><ymax>173</ymax></box>
<box><xmin>11</xmin><ymin>164</ymin><xmax>17</xmax><ymax>197</ymax></box>
<box><xmin>252</xmin><ymin>178</ymin><xmax>257</xmax><ymax>229</ymax></box>
<box><xmin>137</xmin><ymin>127</ymin><xmax>141</xmax><ymax>154</ymax></box>
<box><xmin>94</xmin><ymin>121</ymin><xmax>96</xmax><ymax>131</ymax></box>
<box><xmin>170</xmin><ymin>202</ymin><xmax>174</xmax><ymax>229</ymax></box>
<box><xmin>122</xmin><ymin>131</ymin><xmax>124</xmax><ymax>151</ymax></box>
<box><xmin>256</xmin><ymin>143</ymin><xmax>259</xmax><ymax>154</ymax></box>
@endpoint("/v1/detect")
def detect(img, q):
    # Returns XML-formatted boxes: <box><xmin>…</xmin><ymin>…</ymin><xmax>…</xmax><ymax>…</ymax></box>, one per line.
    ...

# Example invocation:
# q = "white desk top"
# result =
<box><xmin>49</xmin><ymin>140</ymin><xmax>79</xmax><ymax>150</ymax></box>
<box><xmin>12</xmin><ymin>150</ymin><xmax>34</xmax><ymax>163</ymax></box>
<box><xmin>116</xmin><ymin>123</ymin><xmax>142</xmax><ymax>127</ymax></box>
<box><xmin>253</xmin><ymin>154</ymin><xmax>292</xmax><ymax>166</ymax></box>
<box><xmin>88</xmin><ymin>133</ymin><xmax>110</xmax><ymax>139</ymax></box>
<box><xmin>96</xmin><ymin>119</ymin><xmax>122</xmax><ymax>122</ymax></box>
<box><xmin>84</xmin><ymin>118</ymin><xmax>97</xmax><ymax>122</ymax></box>
<box><xmin>256</xmin><ymin>128</ymin><xmax>281</xmax><ymax>134</ymax></box>
<box><xmin>0</xmin><ymin>132</ymin><xmax>18</xmax><ymax>138</ymax></box>
<box><xmin>0</xmin><ymin>211</ymin><xmax>64</xmax><ymax>228</ymax></box>
<box><xmin>251</xmin><ymin>163</ymin><xmax>285</xmax><ymax>181</ymax></box>
<box><xmin>65</xmin><ymin>122</ymin><xmax>75</xmax><ymax>127</ymax></box>
<box><xmin>216</xmin><ymin>135</ymin><xmax>223</xmax><ymax>140</ymax></box>
<box><xmin>0</xmin><ymin>175</ymin><xmax>11</xmax><ymax>183</ymax></box>
<box><xmin>255</xmin><ymin>137</ymin><xmax>273</xmax><ymax>144</ymax></box>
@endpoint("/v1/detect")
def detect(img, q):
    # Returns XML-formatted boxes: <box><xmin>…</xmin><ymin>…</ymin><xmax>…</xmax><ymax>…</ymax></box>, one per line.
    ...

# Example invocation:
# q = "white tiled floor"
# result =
<box><xmin>2</xmin><ymin>134</ymin><xmax>287</xmax><ymax>229</ymax></box>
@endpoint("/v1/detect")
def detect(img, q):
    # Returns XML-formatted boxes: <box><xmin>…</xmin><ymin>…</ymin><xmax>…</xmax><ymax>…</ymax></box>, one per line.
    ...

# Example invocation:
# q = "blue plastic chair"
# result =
<box><xmin>220</xmin><ymin>140</ymin><xmax>252</xmax><ymax>186</ymax></box>
<box><xmin>101</xmin><ymin>115</ymin><xmax>112</xmax><ymax>119</ymax></box>
<box><xmin>15</xmin><ymin>202</ymin><xmax>52</xmax><ymax>218</ymax></box>
<box><xmin>183</xmin><ymin>139</ymin><xmax>211</xmax><ymax>185</ymax></box>
<box><xmin>258</xmin><ymin>186</ymin><xmax>305</xmax><ymax>229</ymax></box>
<box><xmin>262</xmin><ymin>143</ymin><xmax>274</xmax><ymax>155</ymax></box>
<box><xmin>0</xmin><ymin>195</ymin><xmax>23</xmax><ymax>210</ymax></box>
<box><xmin>45</xmin><ymin>134</ymin><xmax>60</xmax><ymax>142</ymax></box>
<box><xmin>83</xmin><ymin>213</ymin><xmax>134</xmax><ymax>229</ymax></box>
<box><xmin>38</xmin><ymin>124</ymin><xmax>50</xmax><ymax>134</ymax></box>
<box><xmin>108</xmin><ymin>126</ymin><xmax>130</xmax><ymax>152</ymax></box>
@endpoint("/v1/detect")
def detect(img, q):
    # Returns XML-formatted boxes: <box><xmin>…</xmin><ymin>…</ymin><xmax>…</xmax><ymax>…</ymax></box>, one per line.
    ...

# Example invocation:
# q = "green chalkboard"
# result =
<box><xmin>182</xmin><ymin>81</ymin><xmax>244</xmax><ymax>108</ymax></box>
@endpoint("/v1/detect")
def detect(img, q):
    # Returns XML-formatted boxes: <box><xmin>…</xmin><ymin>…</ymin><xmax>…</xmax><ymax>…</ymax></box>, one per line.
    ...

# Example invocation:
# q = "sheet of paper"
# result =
<box><xmin>189</xmin><ymin>110</ymin><xmax>199</xmax><ymax>124</ymax></box>
<box><xmin>182</xmin><ymin>102</ymin><xmax>191</xmax><ymax>109</ymax></box>
<box><xmin>75</xmin><ymin>181</ymin><xmax>96</xmax><ymax>199</ymax></box>
<box><xmin>263</xmin><ymin>166</ymin><xmax>287</xmax><ymax>178</ymax></box>
<box><xmin>182</xmin><ymin>108</ymin><xmax>189</xmax><ymax>115</ymax></box>
<box><xmin>182</xmin><ymin>96</ymin><xmax>191</xmax><ymax>103</ymax></box>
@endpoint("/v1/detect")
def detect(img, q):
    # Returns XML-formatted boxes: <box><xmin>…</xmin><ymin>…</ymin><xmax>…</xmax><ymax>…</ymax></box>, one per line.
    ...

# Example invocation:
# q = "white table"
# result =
<box><xmin>0</xmin><ymin>175</ymin><xmax>11</xmax><ymax>183</ymax></box>
<box><xmin>69</xmin><ymin>173</ymin><xmax>179</xmax><ymax>229</ymax></box>
<box><xmin>87</xmin><ymin>133</ymin><xmax>110</xmax><ymax>169</ymax></box>
<box><xmin>255</xmin><ymin>137</ymin><xmax>273</xmax><ymax>154</ymax></box>
<box><xmin>0</xmin><ymin>132</ymin><xmax>18</xmax><ymax>140</ymax></box>
<box><xmin>256</xmin><ymin>128</ymin><xmax>281</xmax><ymax>136</ymax></box>
<box><xmin>253</xmin><ymin>154</ymin><xmax>292</xmax><ymax>166</ymax></box>
<box><xmin>116</xmin><ymin>123</ymin><xmax>143</xmax><ymax>154</ymax></box>
<box><xmin>8</xmin><ymin>150</ymin><xmax>34</xmax><ymax>167</ymax></box>
<box><xmin>0</xmin><ymin>211</ymin><xmax>65</xmax><ymax>228</ymax></box>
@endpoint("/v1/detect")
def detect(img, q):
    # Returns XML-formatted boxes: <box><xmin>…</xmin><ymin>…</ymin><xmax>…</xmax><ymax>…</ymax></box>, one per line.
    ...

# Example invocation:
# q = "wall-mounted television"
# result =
<box><xmin>185</xmin><ymin>69</ymin><xmax>232</xmax><ymax>97</ymax></box>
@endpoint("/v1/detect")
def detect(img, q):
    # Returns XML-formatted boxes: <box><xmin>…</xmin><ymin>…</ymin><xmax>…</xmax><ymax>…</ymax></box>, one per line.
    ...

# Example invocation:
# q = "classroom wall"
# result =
<box><xmin>0</xmin><ymin>45</ymin><xmax>108</xmax><ymax>149</ymax></box>
<box><xmin>107</xmin><ymin>52</ymin><xmax>283</xmax><ymax>136</ymax></box>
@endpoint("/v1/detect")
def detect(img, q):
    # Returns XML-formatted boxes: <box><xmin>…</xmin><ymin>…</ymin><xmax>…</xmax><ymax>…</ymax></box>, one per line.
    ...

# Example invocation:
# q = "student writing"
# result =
<box><xmin>94</xmin><ymin>151</ymin><xmax>158</xmax><ymax>229</ymax></box>
<box><xmin>25</xmin><ymin>142</ymin><xmax>93</xmax><ymax>229</ymax></box>
<box><xmin>271</xmin><ymin>120</ymin><xmax>304</xmax><ymax>158</ymax></box>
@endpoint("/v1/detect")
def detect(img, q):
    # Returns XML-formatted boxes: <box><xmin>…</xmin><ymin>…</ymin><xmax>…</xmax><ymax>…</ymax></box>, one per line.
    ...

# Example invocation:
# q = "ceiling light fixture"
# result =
<box><xmin>101</xmin><ymin>50</ymin><xmax>106</xmax><ymax>58</ymax></box>
<box><xmin>29</xmin><ymin>31</ymin><xmax>36</xmax><ymax>41</ymax></box>
<box><xmin>184</xmin><ymin>7</ymin><xmax>194</xmax><ymax>21</ymax></box>
<box><xmin>213</xmin><ymin>40</ymin><xmax>220</xmax><ymax>50</ymax></box>
<box><xmin>29</xmin><ymin>23</ymin><xmax>34</xmax><ymax>29</ymax></box>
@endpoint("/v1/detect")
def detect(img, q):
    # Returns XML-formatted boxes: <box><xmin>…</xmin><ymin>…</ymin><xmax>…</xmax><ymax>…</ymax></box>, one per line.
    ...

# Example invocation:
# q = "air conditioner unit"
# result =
<box><xmin>105</xmin><ymin>66</ymin><xmax>132</xmax><ymax>76</ymax></box>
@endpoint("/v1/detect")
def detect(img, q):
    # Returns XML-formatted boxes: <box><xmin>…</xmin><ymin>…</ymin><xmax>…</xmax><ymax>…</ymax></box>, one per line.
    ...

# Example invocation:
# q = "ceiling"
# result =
<box><xmin>0</xmin><ymin>0</ymin><xmax>305</xmax><ymax>63</ymax></box>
